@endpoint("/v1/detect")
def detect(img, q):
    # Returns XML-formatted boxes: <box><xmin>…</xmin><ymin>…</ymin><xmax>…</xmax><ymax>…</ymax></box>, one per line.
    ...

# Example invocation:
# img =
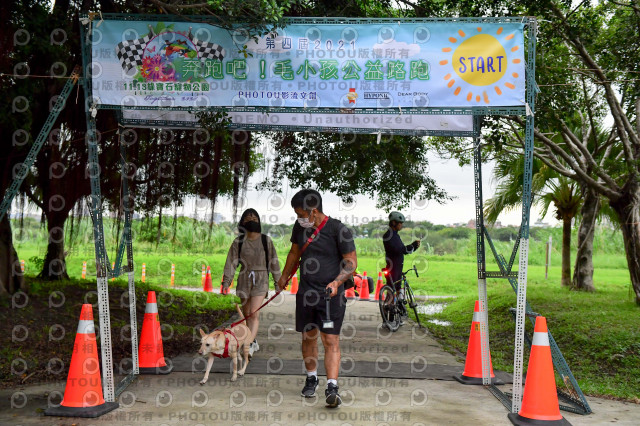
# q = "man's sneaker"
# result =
<box><xmin>301</xmin><ymin>375</ymin><xmax>319</xmax><ymax>398</ymax></box>
<box><xmin>325</xmin><ymin>383</ymin><xmax>342</xmax><ymax>407</ymax></box>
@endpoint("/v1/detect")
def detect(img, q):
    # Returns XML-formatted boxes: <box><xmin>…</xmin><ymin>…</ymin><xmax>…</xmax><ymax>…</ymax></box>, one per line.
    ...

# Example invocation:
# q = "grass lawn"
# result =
<box><xmin>10</xmin><ymin>240</ymin><xmax>640</xmax><ymax>402</ymax></box>
<box><xmin>1</xmin><ymin>277</ymin><xmax>238</xmax><ymax>388</ymax></box>
<box><xmin>417</xmin><ymin>261</ymin><xmax>640</xmax><ymax>402</ymax></box>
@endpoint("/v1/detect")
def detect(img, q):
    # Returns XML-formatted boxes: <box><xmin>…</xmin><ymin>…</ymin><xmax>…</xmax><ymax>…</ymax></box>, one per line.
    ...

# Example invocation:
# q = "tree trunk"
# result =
<box><xmin>0</xmin><ymin>215</ymin><xmax>26</xmax><ymax>296</ymax></box>
<box><xmin>38</xmin><ymin>210</ymin><xmax>70</xmax><ymax>280</ymax></box>
<box><xmin>156</xmin><ymin>207</ymin><xmax>162</xmax><ymax>249</ymax></box>
<box><xmin>610</xmin><ymin>189</ymin><xmax>640</xmax><ymax>305</ymax></box>
<box><xmin>561</xmin><ymin>216</ymin><xmax>572</xmax><ymax>287</ymax></box>
<box><xmin>572</xmin><ymin>187</ymin><xmax>598</xmax><ymax>291</ymax></box>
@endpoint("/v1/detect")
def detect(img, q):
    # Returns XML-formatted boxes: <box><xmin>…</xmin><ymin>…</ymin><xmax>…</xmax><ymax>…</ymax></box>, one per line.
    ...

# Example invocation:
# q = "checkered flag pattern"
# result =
<box><xmin>191</xmin><ymin>36</ymin><xmax>225</xmax><ymax>61</ymax></box>
<box><xmin>116</xmin><ymin>33</ymin><xmax>153</xmax><ymax>71</ymax></box>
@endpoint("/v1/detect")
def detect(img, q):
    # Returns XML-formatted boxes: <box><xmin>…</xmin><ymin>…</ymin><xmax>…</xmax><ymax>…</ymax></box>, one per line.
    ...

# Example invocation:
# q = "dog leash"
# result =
<box><xmin>228</xmin><ymin>216</ymin><xmax>329</xmax><ymax>328</ymax></box>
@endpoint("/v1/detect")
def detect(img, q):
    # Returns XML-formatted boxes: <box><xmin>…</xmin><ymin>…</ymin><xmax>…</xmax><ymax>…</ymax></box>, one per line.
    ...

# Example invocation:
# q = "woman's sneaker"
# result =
<box><xmin>325</xmin><ymin>383</ymin><xmax>341</xmax><ymax>407</ymax></box>
<box><xmin>301</xmin><ymin>375</ymin><xmax>319</xmax><ymax>397</ymax></box>
<box><xmin>248</xmin><ymin>339</ymin><xmax>259</xmax><ymax>358</ymax></box>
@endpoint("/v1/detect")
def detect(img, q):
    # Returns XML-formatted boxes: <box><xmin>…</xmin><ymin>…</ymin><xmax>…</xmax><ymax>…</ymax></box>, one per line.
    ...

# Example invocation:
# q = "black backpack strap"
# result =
<box><xmin>261</xmin><ymin>234</ymin><xmax>269</xmax><ymax>270</ymax></box>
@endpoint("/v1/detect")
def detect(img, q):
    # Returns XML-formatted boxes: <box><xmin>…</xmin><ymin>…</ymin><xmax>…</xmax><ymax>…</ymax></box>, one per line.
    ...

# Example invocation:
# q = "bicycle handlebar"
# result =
<box><xmin>401</xmin><ymin>265</ymin><xmax>419</xmax><ymax>278</ymax></box>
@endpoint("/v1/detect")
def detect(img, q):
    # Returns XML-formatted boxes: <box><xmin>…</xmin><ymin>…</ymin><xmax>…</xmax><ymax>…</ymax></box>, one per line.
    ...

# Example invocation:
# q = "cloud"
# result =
<box><xmin>372</xmin><ymin>40</ymin><xmax>421</xmax><ymax>58</ymax></box>
<box><xmin>245</xmin><ymin>35</ymin><xmax>290</xmax><ymax>53</ymax></box>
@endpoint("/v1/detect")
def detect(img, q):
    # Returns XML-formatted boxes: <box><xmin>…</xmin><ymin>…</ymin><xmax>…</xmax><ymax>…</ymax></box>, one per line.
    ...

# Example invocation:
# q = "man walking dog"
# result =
<box><xmin>277</xmin><ymin>189</ymin><xmax>357</xmax><ymax>408</ymax></box>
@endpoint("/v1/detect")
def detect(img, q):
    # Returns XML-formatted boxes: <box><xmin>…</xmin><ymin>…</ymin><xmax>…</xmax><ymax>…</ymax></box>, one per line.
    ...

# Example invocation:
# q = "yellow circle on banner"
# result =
<box><xmin>452</xmin><ymin>34</ymin><xmax>507</xmax><ymax>86</ymax></box>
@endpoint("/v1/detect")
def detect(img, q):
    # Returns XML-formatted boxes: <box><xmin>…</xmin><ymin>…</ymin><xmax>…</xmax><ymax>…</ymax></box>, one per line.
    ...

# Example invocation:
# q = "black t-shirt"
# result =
<box><xmin>290</xmin><ymin>217</ymin><xmax>356</xmax><ymax>294</ymax></box>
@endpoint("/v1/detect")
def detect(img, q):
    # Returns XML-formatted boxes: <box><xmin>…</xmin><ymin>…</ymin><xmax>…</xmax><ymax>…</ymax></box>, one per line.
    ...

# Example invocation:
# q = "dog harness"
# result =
<box><xmin>213</xmin><ymin>329</ymin><xmax>239</xmax><ymax>359</ymax></box>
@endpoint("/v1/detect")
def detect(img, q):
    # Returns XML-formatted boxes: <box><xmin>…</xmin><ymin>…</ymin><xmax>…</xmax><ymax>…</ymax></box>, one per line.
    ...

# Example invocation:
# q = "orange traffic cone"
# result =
<box><xmin>454</xmin><ymin>300</ymin><xmax>503</xmax><ymax>385</ymax></box>
<box><xmin>203</xmin><ymin>267</ymin><xmax>213</xmax><ymax>292</ymax></box>
<box><xmin>359</xmin><ymin>276</ymin><xmax>370</xmax><ymax>300</ymax></box>
<box><xmin>138</xmin><ymin>291</ymin><xmax>173</xmax><ymax>374</ymax></box>
<box><xmin>374</xmin><ymin>272</ymin><xmax>384</xmax><ymax>301</ymax></box>
<box><xmin>508</xmin><ymin>317</ymin><xmax>571</xmax><ymax>425</ymax></box>
<box><xmin>44</xmin><ymin>304</ymin><xmax>118</xmax><ymax>418</ymax></box>
<box><xmin>290</xmin><ymin>274</ymin><xmax>299</xmax><ymax>294</ymax></box>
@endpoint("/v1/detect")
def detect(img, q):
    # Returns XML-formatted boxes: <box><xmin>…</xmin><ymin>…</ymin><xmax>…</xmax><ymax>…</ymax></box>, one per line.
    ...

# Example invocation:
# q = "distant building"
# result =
<box><xmin>533</xmin><ymin>219</ymin><xmax>550</xmax><ymax>228</ymax></box>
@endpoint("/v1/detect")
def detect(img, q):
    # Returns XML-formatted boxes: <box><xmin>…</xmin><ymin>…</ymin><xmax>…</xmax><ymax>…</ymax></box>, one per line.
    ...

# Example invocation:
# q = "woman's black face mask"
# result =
<box><xmin>243</xmin><ymin>220</ymin><xmax>261</xmax><ymax>233</ymax></box>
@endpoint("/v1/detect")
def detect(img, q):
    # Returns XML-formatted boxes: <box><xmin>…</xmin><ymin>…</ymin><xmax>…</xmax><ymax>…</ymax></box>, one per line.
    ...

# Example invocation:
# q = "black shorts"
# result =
<box><xmin>295</xmin><ymin>290</ymin><xmax>347</xmax><ymax>336</ymax></box>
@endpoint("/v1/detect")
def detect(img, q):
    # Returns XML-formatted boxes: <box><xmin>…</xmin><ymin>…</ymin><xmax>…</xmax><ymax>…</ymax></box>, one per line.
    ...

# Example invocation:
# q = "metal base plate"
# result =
<box><xmin>139</xmin><ymin>364</ymin><xmax>173</xmax><ymax>375</ymax></box>
<box><xmin>44</xmin><ymin>402</ymin><xmax>119</xmax><ymax>418</ymax></box>
<box><xmin>453</xmin><ymin>374</ymin><xmax>504</xmax><ymax>385</ymax></box>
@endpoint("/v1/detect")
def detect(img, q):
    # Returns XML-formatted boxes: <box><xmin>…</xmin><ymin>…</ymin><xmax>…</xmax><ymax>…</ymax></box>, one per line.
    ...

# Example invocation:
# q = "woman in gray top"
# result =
<box><xmin>222</xmin><ymin>208</ymin><xmax>282</xmax><ymax>356</ymax></box>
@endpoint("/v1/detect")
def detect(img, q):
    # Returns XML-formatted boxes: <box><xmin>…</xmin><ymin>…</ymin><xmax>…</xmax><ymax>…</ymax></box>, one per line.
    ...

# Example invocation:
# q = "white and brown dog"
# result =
<box><xmin>198</xmin><ymin>304</ymin><xmax>252</xmax><ymax>384</ymax></box>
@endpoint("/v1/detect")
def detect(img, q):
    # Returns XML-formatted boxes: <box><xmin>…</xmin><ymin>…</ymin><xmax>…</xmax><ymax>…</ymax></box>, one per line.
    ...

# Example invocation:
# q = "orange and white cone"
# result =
<box><xmin>290</xmin><ymin>274</ymin><xmax>299</xmax><ymax>294</ymax></box>
<box><xmin>44</xmin><ymin>304</ymin><xmax>119</xmax><ymax>418</ymax></box>
<box><xmin>201</xmin><ymin>265</ymin><xmax>206</xmax><ymax>288</ymax></box>
<box><xmin>203</xmin><ymin>267</ymin><xmax>213</xmax><ymax>292</ymax></box>
<box><xmin>81</xmin><ymin>261</ymin><xmax>87</xmax><ymax>279</ymax></box>
<box><xmin>141</xmin><ymin>263</ymin><xmax>146</xmax><ymax>283</ymax></box>
<box><xmin>508</xmin><ymin>317</ymin><xmax>571</xmax><ymax>425</ymax></box>
<box><xmin>374</xmin><ymin>272</ymin><xmax>384</xmax><ymax>301</ymax></box>
<box><xmin>138</xmin><ymin>291</ymin><xmax>173</xmax><ymax>374</ymax></box>
<box><xmin>454</xmin><ymin>300</ymin><xmax>503</xmax><ymax>385</ymax></box>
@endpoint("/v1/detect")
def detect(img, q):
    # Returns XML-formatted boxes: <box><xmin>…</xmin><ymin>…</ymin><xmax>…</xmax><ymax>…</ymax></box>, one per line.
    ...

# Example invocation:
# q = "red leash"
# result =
<box><xmin>229</xmin><ymin>290</ymin><xmax>283</xmax><ymax>327</ymax></box>
<box><xmin>228</xmin><ymin>216</ymin><xmax>329</xmax><ymax>328</ymax></box>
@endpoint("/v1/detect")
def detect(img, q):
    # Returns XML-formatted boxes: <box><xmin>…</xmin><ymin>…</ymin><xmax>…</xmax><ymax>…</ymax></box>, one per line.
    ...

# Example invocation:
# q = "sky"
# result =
<box><xmin>10</xmin><ymin>146</ymin><xmax>557</xmax><ymax>227</ymax></box>
<box><xmin>187</xmin><ymin>151</ymin><xmax>557</xmax><ymax>227</ymax></box>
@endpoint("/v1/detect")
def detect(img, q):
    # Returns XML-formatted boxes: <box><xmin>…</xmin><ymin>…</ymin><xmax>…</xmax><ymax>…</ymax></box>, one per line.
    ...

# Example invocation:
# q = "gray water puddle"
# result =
<box><xmin>417</xmin><ymin>302</ymin><xmax>452</xmax><ymax>326</ymax></box>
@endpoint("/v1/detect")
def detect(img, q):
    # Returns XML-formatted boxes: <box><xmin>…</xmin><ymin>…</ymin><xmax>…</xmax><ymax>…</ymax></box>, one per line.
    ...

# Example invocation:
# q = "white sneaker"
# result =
<box><xmin>249</xmin><ymin>340</ymin><xmax>259</xmax><ymax>357</ymax></box>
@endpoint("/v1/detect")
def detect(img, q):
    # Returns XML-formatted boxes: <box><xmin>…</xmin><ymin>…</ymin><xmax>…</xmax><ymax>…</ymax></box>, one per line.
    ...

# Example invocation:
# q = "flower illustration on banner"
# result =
<box><xmin>438</xmin><ymin>26</ymin><xmax>524</xmax><ymax>104</ymax></box>
<box><xmin>116</xmin><ymin>21</ymin><xmax>225</xmax><ymax>87</ymax></box>
<box><xmin>140</xmin><ymin>55</ymin><xmax>176</xmax><ymax>81</ymax></box>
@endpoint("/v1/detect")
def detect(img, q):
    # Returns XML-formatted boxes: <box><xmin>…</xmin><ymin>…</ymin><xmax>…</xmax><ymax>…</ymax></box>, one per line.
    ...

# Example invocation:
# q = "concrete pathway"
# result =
<box><xmin>1</xmin><ymin>291</ymin><xmax>638</xmax><ymax>425</ymax></box>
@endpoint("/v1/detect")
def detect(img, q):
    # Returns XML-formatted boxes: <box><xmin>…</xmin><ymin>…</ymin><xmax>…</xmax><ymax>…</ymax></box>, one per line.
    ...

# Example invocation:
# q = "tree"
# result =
<box><xmin>504</xmin><ymin>1</ymin><xmax>640</xmax><ymax>302</ymax></box>
<box><xmin>0</xmin><ymin>0</ymin><xmax>298</xmax><ymax>289</ymax></box>
<box><xmin>485</xmin><ymin>154</ymin><xmax>582</xmax><ymax>287</ymax></box>
<box><xmin>260</xmin><ymin>132</ymin><xmax>450</xmax><ymax>210</ymax></box>
<box><xmin>401</xmin><ymin>0</ymin><xmax>640</xmax><ymax>302</ymax></box>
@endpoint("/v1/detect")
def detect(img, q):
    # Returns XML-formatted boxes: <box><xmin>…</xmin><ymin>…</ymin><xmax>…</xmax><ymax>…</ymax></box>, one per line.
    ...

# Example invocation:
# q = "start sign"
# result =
<box><xmin>89</xmin><ymin>17</ymin><xmax>526</xmax><ymax>110</ymax></box>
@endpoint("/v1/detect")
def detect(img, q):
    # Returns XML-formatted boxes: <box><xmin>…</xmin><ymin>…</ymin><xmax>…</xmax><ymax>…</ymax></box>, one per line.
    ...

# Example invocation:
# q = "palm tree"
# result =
<box><xmin>484</xmin><ymin>154</ymin><xmax>582</xmax><ymax>287</ymax></box>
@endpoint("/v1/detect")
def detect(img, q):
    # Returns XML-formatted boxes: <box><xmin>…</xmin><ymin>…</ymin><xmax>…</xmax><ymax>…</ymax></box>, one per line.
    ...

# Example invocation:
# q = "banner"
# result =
<box><xmin>121</xmin><ymin>109</ymin><xmax>474</xmax><ymax>133</ymax></box>
<box><xmin>91</xmin><ymin>18</ymin><xmax>525</xmax><ymax>109</ymax></box>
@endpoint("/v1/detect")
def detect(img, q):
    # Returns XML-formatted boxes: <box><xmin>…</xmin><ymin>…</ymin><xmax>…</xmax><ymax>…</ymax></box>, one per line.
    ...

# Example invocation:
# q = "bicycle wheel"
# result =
<box><xmin>378</xmin><ymin>285</ymin><xmax>400</xmax><ymax>332</ymax></box>
<box><xmin>404</xmin><ymin>283</ymin><xmax>423</xmax><ymax>328</ymax></box>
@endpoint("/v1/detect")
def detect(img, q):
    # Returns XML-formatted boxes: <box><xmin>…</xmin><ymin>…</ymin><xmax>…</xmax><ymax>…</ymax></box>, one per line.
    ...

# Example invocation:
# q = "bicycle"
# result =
<box><xmin>378</xmin><ymin>265</ymin><xmax>422</xmax><ymax>331</ymax></box>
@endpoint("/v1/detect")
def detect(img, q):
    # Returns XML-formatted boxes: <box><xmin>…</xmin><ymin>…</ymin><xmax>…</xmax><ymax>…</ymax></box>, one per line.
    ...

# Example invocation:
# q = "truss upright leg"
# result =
<box><xmin>511</xmin><ymin>17</ymin><xmax>538</xmax><ymax>414</ymax></box>
<box><xmin>120</xmin><ymin>133</ymin><xmax>139</xmax><ymax>377</ymax></box>
<box><xmin>80</xmin><ymin>19</ymin><xmax>115</xmax><ymax>403</ymax></box>
<box><xmin>473</xmin><ymin>115</ymin><xmax>492</xmax><ymax>385</ymax></box>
